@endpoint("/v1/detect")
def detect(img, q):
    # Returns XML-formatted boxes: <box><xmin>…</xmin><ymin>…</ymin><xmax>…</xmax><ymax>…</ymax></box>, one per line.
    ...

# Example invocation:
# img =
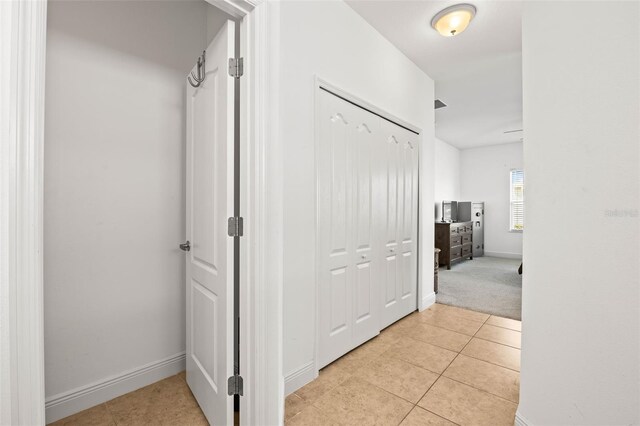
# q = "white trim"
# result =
<box><xmin>284</xmin><ymin>362</ymin><xmax>316</xmax><ymax>396</ymax></box>
<box><xmin>315</xmin><ymin>77</ymin><xmax>422</xmax><ymax>135</ymax></box>
<box><xmin>0</xmin><ymin>1</ymin><xmax>47</xmax><ymax>424</ymax></box>
<box><xmin>45</xmin><ymin>353</ymin><xmax>186</xmax><ymax>424</ymax></box>
<box><xmin>515</xmin><ymin>410</ymin><xmax>532</xmax><ymax>426</ymax></box>
<box><xmin>419</xmin><ymin>291</ymin><xmax>437</xmax><ymax>311</ymax></box>
<box><xmin>484</xmin><ymin>252</ymin><xmax>523</xmax><ymax>260</ymax></box>
<box><xmin>239</xmin><ymin>2</ymin><xmax>283</xmax><ymax>425</ymax></box>
<box><xmin>207</xmin><ymin>0</ymin><xmax>257</xmax><ymax>20</ymax></box>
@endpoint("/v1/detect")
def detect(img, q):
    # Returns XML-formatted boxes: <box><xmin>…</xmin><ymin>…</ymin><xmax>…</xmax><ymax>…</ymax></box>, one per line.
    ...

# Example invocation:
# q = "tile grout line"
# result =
<box><xmin>403</xmin><ymin>306</ymin><xmax>492</xmax><ymax>426</ymax></box>
<box><xmin>435</xmin><ymin>309</ymin><xmax>491</xmax><ymax>393</ymax></box>
<box><xmin>444</xmin><ymin>310</ymin><xmax>520</xmax><ymax>404</ymax></box>
<box><xmin>472</xmin><ymin>335</ymin><xmax>521</xmax><ymax>350</ymax></box>
<box><xmin>452</xmin><ymin>315</ymin><xmax>522</xmax><ymax>370</ymax></box>
<box><xmin>456</xmin><ymin>348</ymin><xmax>521</xmax><ymax>373</ymax></box>
<box><xmin>422</xmin><ymin>407</ymin><xmax>462</xmax><ymax>426</ymax></box>
<box><xmin>103</xmin><ymin>401</ymin><xmax>118</xmax><ymax>426</ymax></box>
<box><xmin>440</xmin><ymin>375</ymin><xmax>520</xmax><ymax>405</ymax></box>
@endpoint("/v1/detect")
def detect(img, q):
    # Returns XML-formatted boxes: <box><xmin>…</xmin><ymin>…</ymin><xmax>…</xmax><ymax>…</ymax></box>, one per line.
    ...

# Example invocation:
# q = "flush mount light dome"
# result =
<box><xmin>431</xmin><ymin>3</ymin><xmax>477</xmax><ymax>37</ymax></box>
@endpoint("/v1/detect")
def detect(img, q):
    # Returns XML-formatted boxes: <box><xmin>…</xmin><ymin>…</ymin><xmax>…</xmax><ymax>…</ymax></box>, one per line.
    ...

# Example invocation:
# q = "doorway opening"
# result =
<box><xmin>41</xmin><ymin>1</ymin><xmax>248</xmax><ymax>424</ymax></box>
<box><xmin>432</xmin><ymin>62</ymin><xmax>524</xmax><ymax>322</ymax></box>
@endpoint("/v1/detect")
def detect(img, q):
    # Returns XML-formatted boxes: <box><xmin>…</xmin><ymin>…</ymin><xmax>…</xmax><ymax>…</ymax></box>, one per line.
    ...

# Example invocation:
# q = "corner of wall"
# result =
<box><xmin>284</xmin><ymin>361</ymin><xmax>316</xmax><ymax>396</ymax></box>
<box><xmin>419</xmin><ymin>291</ymin><xmax>436</xmax><ymax>311</ymax></box>
<box><xmin>515</xmin><ymin>410</ymin><xmax>532</xmax><ymax>426</ymax></box>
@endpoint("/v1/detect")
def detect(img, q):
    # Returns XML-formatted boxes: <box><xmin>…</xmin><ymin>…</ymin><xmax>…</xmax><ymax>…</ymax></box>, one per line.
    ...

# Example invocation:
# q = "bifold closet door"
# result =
<box><xmin>380</xmin><ymin>120</ymin><xmax>419</xmax><ymax>329</ymax></box>
<box><xmin>317</xmin><ymin>90</ymin><xmax>381</xmax><ymax>368</ymax></box>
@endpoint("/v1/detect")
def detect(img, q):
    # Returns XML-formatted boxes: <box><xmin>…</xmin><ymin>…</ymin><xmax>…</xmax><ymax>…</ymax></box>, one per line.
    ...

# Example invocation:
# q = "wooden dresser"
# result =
<box><xmin>435</xmin><ymin>222</ymin><xmax>473</xmax><ymax>270</ymax></box>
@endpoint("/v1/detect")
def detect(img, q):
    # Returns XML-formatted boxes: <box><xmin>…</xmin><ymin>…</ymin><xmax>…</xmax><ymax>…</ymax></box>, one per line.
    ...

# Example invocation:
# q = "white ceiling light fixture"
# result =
<box><xmin>431</xmin><ymin>3</ymin><xmax>477</xmax><ymax>37</ymax></box>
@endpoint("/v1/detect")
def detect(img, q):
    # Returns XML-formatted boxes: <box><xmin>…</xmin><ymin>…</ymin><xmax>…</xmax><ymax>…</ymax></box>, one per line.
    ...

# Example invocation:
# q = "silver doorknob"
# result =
<box><xmin>179</xmin><ymin>241</ymin><xmax>191</xmax><ymax>252</ymax></box>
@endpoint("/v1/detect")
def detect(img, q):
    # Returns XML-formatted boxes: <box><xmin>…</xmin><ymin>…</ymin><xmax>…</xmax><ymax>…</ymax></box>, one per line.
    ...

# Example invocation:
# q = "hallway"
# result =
<box><xmin>286</xmin><ymin>303</ymin><xmax>521</xmax><ymax>425</ymax></box>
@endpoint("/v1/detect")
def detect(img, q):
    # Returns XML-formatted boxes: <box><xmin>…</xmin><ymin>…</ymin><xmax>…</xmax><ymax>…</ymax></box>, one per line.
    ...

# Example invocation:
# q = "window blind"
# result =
<box><xmin>510</xmin><ymin>170</ymin><xmax>524</xmax><ymax>231</ymax></box>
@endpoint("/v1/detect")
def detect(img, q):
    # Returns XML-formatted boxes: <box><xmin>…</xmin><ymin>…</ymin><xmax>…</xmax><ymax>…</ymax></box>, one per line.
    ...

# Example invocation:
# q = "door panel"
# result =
<box><xmin>385</xmin><ymin>254</ymin><xmax>397</xmax><ymax>306</ymax></box>
<box><xmin>380</xmin><ymin>121</ymin><xmax>418</xmax><ymax>328</ymax></box>
<box><xmin>351</xmin><ymin>108</ymin><xmax>379</xmax><ymax>346</ymax></box>
<box><xmin>185</xmin><ymin>20</ymin><xmax>234</xmax><ymax>426</ymax></box>
<box><xmin>398</xmin><ymin>131</ymin><xmax>418</xmax><ymax>312</ymax></box>
<box><xmin>355</xmin><ymin>262</ymin><xmax>372</xmax><ymax>322</ymax></box>
<box><xmin>329</xmin><ymin>267</ymin><xmax>348</xmax><ymax>335</ymax></box>
<box><xmin>380</xmin><ymin>121</ymin><xmax>402</xmax><ymax>328</ymax></box>
<box><xmin>318</xmin><ymin>92</ymin><xmax>354</xmax><ymax>366</ymax></box>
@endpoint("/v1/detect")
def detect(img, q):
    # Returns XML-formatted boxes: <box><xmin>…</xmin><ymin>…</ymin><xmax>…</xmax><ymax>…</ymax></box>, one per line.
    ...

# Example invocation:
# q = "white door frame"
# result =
<box><xmin>0</xmin><ymin>0</ymin><xmax>283</xmax><ymax>424</ymax></box>
<box><xmin>0</xmin><ymin>1</ymin><xmax>47</xmax><ymax>423</ymax></box>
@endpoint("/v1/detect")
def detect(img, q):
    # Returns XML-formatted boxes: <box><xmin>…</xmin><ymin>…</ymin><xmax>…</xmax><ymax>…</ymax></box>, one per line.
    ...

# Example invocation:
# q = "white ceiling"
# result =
<box><xmin>345</xmin><ymin>0</ymin><xmax>523</xmax><ymax>149</ymax></box>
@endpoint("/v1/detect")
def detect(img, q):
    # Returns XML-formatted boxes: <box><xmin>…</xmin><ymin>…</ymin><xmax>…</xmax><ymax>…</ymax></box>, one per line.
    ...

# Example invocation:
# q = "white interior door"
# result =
<box><xmin>379</xmin><ymin>121</ymin><xmax>419</xmax><ymax>329</ymax></box>
<box><xmin>185</xmin><ymin>20</ymin><xmax>235</xmax><ymax>426</ymax></box>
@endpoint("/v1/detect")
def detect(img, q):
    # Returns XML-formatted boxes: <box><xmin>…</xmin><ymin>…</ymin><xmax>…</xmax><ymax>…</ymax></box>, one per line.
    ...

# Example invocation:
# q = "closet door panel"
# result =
<box><xmin>401</xmin><ymin>252</ymin><xmax>413</xmax><ymax>298</ymax></box>
<box><xmin>384</xmin><ymin>254</ymin><xmax>398</xmax><ymax>307</ymax></box>
<box><xmin>329</xmin><ymin>267</ymin><xmax>348</xmax><ymax>335</ymax></box>
<box><xmin>379</xmin><ymin>121</ymin><xmax>419</xmax><ymax>327</ymax></box>
<box><xmin>399</xmin><ymin>130</ymin><xmax>419</xmax><ymax>312</ymax></box>
<box><xmin>351</xmin><ymin>108</ymin><xmax>379</xmax><ymax>345</ymax></box>
<box><xmin>380</xmin><ymin>121</ymin><xmax>402</xmax><ymax>328</ymax></box>
<box><xmin>318</xmin><ymin>91</ymin><xmax>355</xmax><ymax>367</ymax></box>
<box><xmin>355</xmin><ymin>262</ymin><xmax>372</xmax><ymax>323</ymax></box>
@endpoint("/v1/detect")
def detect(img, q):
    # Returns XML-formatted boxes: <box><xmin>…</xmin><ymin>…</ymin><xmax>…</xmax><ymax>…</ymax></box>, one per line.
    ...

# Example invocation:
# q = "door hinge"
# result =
<box><xmin>227</xmin><ymin>374</ymin><xmax>244</xmax><ymax>396</ymax></box>
<box><xmin>229</xmin><ymin>57</ymin><xmax>244</xmax><ymax>78</ymax></box>
<box><xmin>228</xmin><ymin>217</ymin><xmax>244</xmax><ymax>237</ymax></box>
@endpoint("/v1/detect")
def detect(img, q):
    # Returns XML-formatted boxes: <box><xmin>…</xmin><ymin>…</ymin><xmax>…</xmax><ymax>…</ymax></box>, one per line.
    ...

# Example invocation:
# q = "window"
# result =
<box><xmin>510</xmin><ymin>169</ymin><xmax>524</xmax><ymax>231</ymax></box>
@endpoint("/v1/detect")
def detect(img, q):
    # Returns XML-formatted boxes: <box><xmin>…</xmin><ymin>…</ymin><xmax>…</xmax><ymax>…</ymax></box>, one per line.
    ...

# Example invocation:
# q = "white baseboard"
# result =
<box><xmin>484</xmin><ymin>251</ymin><xmax>523</xmax><ymax>260</ymax></box>
<box><xmin>45</xmin><ymin>352</ymin><xmax>186</xmax><ymax>423</ymax></box>
<box><xmin>419</xmin><ymin>291</ymin><xmax>436</xmax><ymax>311</ymax></box>
<box><xmin>284</xmin><ymin>361</ymin><xmax>316</xmax><ymax>396</ymax></box>
<box><xmin>515</xmin><ymin>410</ymin><xmax>531</xmax><ymax>426</ymax></box>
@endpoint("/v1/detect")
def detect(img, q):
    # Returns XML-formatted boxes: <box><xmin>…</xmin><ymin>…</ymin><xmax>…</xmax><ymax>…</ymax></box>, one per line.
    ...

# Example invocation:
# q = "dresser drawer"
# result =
<box><xmin>450</xmin><ymin>235</ymin><xmax>462</xmax><ymax>246</ymax></box>
<box><xmin>461</xmin><ymin>233</ymin><xmax>472</xmax><ymax>244</ymax></box>
<box><xmin>450</xmin><ymin>225</ymin><xmax>459</xmax><ymax>235</ymax></box>
<box><xmin>462</xmin><ymin>244</ymin><xmax>472</xmax><ymax>257</ymax></box>
<box><xmin>450</xmin><ymin>246</ymin><xmax>462</xmax><ymax>260</ymax></box>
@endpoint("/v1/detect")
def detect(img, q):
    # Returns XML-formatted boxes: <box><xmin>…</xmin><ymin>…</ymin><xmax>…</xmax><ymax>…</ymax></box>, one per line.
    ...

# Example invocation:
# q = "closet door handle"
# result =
<box><xmin>179</xmin><ymin>241</ymin><xmax>191</xmax><ymax>252</ymax></box>
<box><xmin>361</xmin><ymin>254</ymin><xmax>367</xmax><ymax>259</ymax></box>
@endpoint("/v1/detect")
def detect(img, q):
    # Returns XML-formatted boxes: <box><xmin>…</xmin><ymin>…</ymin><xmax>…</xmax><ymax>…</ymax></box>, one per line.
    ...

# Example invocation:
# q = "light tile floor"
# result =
<box><xmin>49</xmin><ymin>371</ymin><xmax>208</xmax><ymax>426</ymax></box>
<box><xmin>50</xmin><ymin>303</ymin><xmax>521</xmax><ymax>426</ymax></box>
<box><xmin>286</xmin><ymin>303</ymin><xmax>521</xmax><ymax>426</ymax></box>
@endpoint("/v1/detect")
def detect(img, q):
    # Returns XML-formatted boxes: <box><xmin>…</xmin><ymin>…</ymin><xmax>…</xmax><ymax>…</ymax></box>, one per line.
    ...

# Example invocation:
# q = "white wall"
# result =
<box><xmin>434</xmin><ymin>138</ymin><xmax>460</xmax><ymax>221</ymax></box>
<box><xmin>44</xmin><ymin>1</ymin><xmax>227</xmax><ymax>420</ymax></box>
<box><xmin>519</xmin><ymin>2</ymin><xmax>639</xmax><ymax>425</ymax></box>
<box><xmin>460</xmin><ymin>142</ymin><xmax>523</xmax><ymax>258</ymax></box>
<box><xmin>279</xmin><ymin>1</ymin><xmax>435</xmax><ymax>390</ymax></box>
